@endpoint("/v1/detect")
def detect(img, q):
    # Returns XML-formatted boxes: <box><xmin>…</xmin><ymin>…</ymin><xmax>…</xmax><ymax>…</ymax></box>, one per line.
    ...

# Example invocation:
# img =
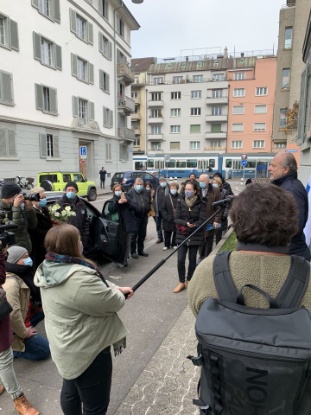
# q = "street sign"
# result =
<box><xmin>241</xmin><ymin>160</ymin><xmax>248</xmax><ymax>167</ymax></box>
<box><xmin>241</xmin><ymin>154</ymin><xmax>248</xmax><ymax>161</ymax></box>
<box><xmin>164</xmin><ymin>155</ymin><xmax>170</xmax><ymax>162</ymax></box>
<box><xmin>80</xmin><ymin>146</ymin><xmax>87</xmax><ymax>159</ymax></box>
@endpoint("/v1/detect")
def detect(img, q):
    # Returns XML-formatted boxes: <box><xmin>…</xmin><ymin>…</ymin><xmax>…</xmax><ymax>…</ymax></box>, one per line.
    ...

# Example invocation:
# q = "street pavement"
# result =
<box><xmin>0</xmin><ymin>179</ymin><xmax>243</xmax><ymax>415</ymax></box>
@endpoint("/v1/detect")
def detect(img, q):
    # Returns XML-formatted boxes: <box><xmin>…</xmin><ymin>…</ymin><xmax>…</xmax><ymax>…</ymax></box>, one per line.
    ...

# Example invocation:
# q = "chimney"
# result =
<box><xmin>224</xmin><ymin>47</ymin><xmax>228</xmax><ymax>59</ymax></box>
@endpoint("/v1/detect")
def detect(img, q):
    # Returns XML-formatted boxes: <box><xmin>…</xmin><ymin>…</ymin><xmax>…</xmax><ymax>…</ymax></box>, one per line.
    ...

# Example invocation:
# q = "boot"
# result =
<box><xmin>0</xmin><ymin>384</ymin><xmax>4</xmax><ymax>395</ymax></box>
<box><xmin>14</xmin><ymin>394</ymin><xmax>39</xmax><ymax>415</ymax></box>
<box><xmin>173</xmin><ymin>282</ymin><xmax>186</xmax><ymax>293</ymax></box>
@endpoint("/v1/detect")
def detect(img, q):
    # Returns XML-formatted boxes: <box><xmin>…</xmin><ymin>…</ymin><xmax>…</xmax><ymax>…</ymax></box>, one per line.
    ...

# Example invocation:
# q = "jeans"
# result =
<box><xmin>199</xmin><ymin>233</ymin><xmax>214</xmax><ymax>260</ymax></box>
<box><xmin>164</xmin><ymin>230</ymin><xmax>176</xmax><ymax>248</ymax></box>
<box><xmin>177</xmin><ymin>243</ymin><xmax>199</xmax><ymax>282</ymax></box>
<box><xmin>155</xmin><ymin>215</ymin><xmax>163</xmax><ymax>240</ymax></box>
<box><xmin>131</xmin><ymin>216</ymin><xmax>148</xmax><ymax>254</ymax></box>
<box><xmin>0</xmin><ymin>347</ymin><xmax>23</xmax><ymax>400</ymax></box>
<box><xmin>13</xmin><ymin>334</ymin><xmax>50</xmax><ymax>361</ymax></box>
<box><xmin>60</xmin><ymin>347</ymin><xmax>112</xmax><ymax>415</ymax></box>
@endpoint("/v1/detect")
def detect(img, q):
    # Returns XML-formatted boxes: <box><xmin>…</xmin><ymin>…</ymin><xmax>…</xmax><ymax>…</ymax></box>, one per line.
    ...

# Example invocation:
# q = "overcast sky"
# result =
<box><xmin>124</xmin><ymin>0</ymin><xmax>285</xmax><ymax>59</ymax></box>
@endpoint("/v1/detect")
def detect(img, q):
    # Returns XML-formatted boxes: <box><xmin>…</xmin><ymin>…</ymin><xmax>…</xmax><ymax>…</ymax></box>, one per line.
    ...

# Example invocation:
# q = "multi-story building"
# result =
<box><xmin>0</xmin><ymin>0</ymin><xmax>140</xmax><ymax>183</ymax></box>
<box><xmin>227</xmin><ymin>56</ymin><xmax>277</xmax><ymax>153</ymax></box>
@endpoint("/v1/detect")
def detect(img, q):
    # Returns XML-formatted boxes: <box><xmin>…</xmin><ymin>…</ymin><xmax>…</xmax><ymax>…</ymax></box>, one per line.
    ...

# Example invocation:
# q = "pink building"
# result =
<box><xmin>227</xmin><ymin>57</ymin><xmax>277</xmax><ymax>154</ymax></box>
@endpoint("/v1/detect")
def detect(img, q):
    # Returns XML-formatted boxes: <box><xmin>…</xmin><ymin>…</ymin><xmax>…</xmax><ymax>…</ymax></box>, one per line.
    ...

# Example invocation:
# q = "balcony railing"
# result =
<box><xmin>148</xmin><ymin>116</ymin><xmax>163</xmax><ymax>124</ymax></box>
<box><xmin>205</xmin><ymin>132</ymin><xmax>227</xmax><ymax>139</ymax></box>
<box><xmin>117</xmin><ymin>64</ymin><xmax>135</xmax><ymax>85</ymax></box>
<box><xmin>206</xmin><ymin>114</ymin><xmax>228</xmax><ymax>122</ymax></box>
<box><xmin>131</xmin><ymin>112</ymin><xmax>141</xmax><ymax>120</ymax></box>
<box><xmin>148</xmin><ymin>100</ymin><xmax>164</xmax><ymax>107</ymax></box>
<box><xmin>118</xmin><ymin>95</ymin><xmax>135</xmax><ymax>114</ymax></box>
<box><xmin>148</xmin><ymin>134</ymin><xmax>164</xmax><ymax>140</ymax></box>
<box><xmin>117</xmin><ymin>127</ymin><xmax>135</xmax><ymax>140</ymax></box>
<box><xmin>134</xmin><ymin>128</ymin><xmax>141</xmax><ymax>135</ymax></box>
<box><xmin>206</xmin><ymin>96</ymin><xmax>228</xmax><ymax>105</ymax></box>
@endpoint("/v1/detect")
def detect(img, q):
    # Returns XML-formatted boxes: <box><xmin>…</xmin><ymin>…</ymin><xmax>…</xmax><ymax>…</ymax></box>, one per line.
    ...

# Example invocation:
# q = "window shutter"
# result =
<box><xmin>69</xmin><ymin>9</ymin><xmax>76</xmax><ymax>34</ymax></box>
<box><xmin>1</xmin><ymin>72</ymin><xmax>13</xmax><ymax>105</ymax></box>
<box><xmin>98</xmin><ymin>32</ymin><xmax>103</xmax><ymax>54</ymax></box>
<box><xmin>0</xmin><ymin>130</ymin><xmax>5</xmax><ymax>156</ymax></box>
<box><xmin>71</xmin><ymin>53</ymin><xmax>77</xmax><ymax>77</ymax></box>
<box><xmin>87</xmin><ymin>22</ymin><xmax>93</xmax><ymax>45</ymax></box>
<box><xmin>107</xmin><ymin>74</ymin><xmax>110</xmax><ymax>93</ymax></box>
<box><xmin>35</xmin><ymin>83</ymin><xmax>44</xmax><ymax>110</ymax></box>
<box><xmin>297</xmin><ymin>67</ymin><xmax>308</xmax><ymax>145</ymax></box>
<box><xmin>109</xmin><ymin>110</ymin><xmax>113</xmax><ymax>128</ymax></box>
<box><xmin>99</xmin><ymin>69</ymin><xmax>104</xmax><ymax>90</ymax></box>
<box><xmin>53</xmin><ymin>136</ymin><xmax>60</xmax><ymax>157</ymax></box>
<box><xmin>33</xmin><ymin>32</ymin><xmax>41</xmax><ymax>61</ymax></box>
<box><xmin>89</xmin><ymin>63</ymin><xmax>94</xmax><ymax>84</ymax></box>
<box><xmin>55</xmin><ymin>44</ymin><xmax>62</xmax><ymax>70</ymax></box>
<box><xmin>8</xmin><ymin>130</ymin><xmax>16</xmax><ymax>156</ymax></box>
<box><xmin>9</xmin><ymin>19</ymin><xmax>19</xmax><ymax>51</ymax></box>
<box><xmin>32</xmin><ymin>0</ymin><xmax>39</xmax><ymax>9</ymax></box>
<box><xmin>39</xmin><ymin>134</ymin><xmax>47</xmax><ymax>158</ymax></box>
<box><xmin>108</xmin><ymin>41</ymin><xmax>112</xmax><ymax>60</ymax></box>
<box><xmin>54</xmin><ymin>0</ymin><xmax>61</xmax><ymax>23</ymax></box>
<box><xmin>89</xmin><ymin>101</ymin><xmax>95</xmax><ymax>120</ymax></box>
<box><xmin>72</xmin><ymin>96</ymin><xmax>79</xmax><ymax>117</ymax></box>
<box><xmin>50</xmin><ymin>87</ymin><xmax>58</xmax><ymax>115</ymax></box>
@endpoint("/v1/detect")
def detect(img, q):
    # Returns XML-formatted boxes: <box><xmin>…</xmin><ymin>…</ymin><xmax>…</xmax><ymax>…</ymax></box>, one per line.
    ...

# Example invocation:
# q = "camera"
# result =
<box><xmin>23</xmin><ymin>192</ymin><xmax>40</xmax><ymax>202</ymax></box>
<box><xmin>0</xmin><ymin>212</ymin><xmax>17</xmax><ymax>248</ymax></box>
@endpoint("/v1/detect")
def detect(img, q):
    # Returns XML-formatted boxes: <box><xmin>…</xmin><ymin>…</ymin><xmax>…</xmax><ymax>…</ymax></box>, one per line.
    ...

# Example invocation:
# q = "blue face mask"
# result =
<box><xmin>199</xmin><ymin>182</ymin><xmax>207</xmax><ymax>189</ymax></box>
<box><xmin>115</xmin><ymin>190</ymin><xmax>122</xmax><ymax>197</ymax></box>
<box><xmin>66</xmin><ymin>191</ymin><xmax>76</xmax><ymax>199</ymax></box>
<box><xmin>212</xmin><ymin>183</ymin><xmax>219</xmax><ymax>188</ymax></box>
<box><xmin>39</xmin><ymin>198</ymin><xmax>47</xmax><ymax>207</ymax></box>
<box><xmin>23</xmin><ymin>257</ymin><xmax>33</xmax><ymax>267</ymax></box>
<box><xmin>160</xmin><ymin>182</ymin><xmax>167</xmax><ymax>188</ymax></box>
<box><xmin>170</xmin><ymin>189</ymin><xmax>177</xmax><ymax>195</ymax></box>
<box><xmin>185</xmin><ymin>190</ymin><xmax>194</xmax><ymax>199</ymax></box>
<box><xmin>134</xmin><ymin>185</ymin><xmax>143</xmax><ymax>192</ymax></box>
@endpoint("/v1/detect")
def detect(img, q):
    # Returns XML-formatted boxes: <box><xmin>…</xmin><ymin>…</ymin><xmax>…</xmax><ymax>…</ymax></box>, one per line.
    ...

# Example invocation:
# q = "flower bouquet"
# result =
<box><xmin>48</xmin><ymin>203</ymin><xmax>76</xmax><ymax>225</ymax></box>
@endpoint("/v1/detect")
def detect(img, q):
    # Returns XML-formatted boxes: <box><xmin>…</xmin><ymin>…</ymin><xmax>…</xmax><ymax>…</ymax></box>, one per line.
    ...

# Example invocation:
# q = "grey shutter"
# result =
<box><xmin>8</xmin><ymin>130</ymin><xmax>17</xmax><ymax>156</ymax></box>
<box><xmin>53</xmin><ymin>136</ymin><xmax>60</xmax><ymax>157</ymax></box>
<box><xmin>99</xmin><ymin>70</ymin><xmax>104</xmax><ymax>90</ymax></box>
<box><xmin>0</xmin><ymin>130</ymin><xmax>5</xmax><ymax>156</ymax></box>
<box><xmin>87</xmin><ymin>22</ymin><xmax>93</xmax><ymax>45</ymax></box>
<box><xmin>89</xmin><ymin>63</ymin><xmax>94</xmax><ymax>84</ymax></box>
<box><xmin>103</xmin><ymin>107</ymin><xmax>107</xmax><ymax>127</ymax></box>
<box><xmin>54</xmin><ymin>0</ymin><xmax>61</xmax><ymax>23</ymax></box>
<box><xmin>33</xmin><ymin>32</ymin><xmax>41</xmax><ymax>61</ymax></box>
<box><xmin>1</xmin><ymin>72</ymin><xmax>13</xmax><ymax>105</ymax></box>
<box><xmin>72</xmin><ymin>96</ymin><xmax>79</xmax><ymax>117</ymax></box>
<box><xmin>98</xmin><ymin>0</ymin><xmax>103</xmax><ymax>15</ymax></box>
<box><xmin>89</xmin><ymin>101</ymin><xmax>95</xmax><ymax>121</ymax></box>
<box><xmin>69</xmin><ymin>9</ymin><xmax>76</xmax><ymax>34</ymax></box>
<box><xmin>297</xmin><ymin>67</ymin><xmax>308</xmax><ymax>145</ymax></box>
<box><xmin>98</xmin><ymin>32</ymin><xmax>103</xmax><ymax>54</ymax></box>
<box><xmin>9</xmin><ymin>19</ymin><xmax>19</xmax><ymax>51</ymax></box>
<box><xmin>32</xmin><ymin>0</ymin><xmax>39</xmax><ymax>9</ymax></box>
<box><xmin>108</xmin><ymin>41</ymin><xmax>112</xmax><ymax>60</ymax></box>
<box><xmin>107</xmin><ymin>73</ymin><xmax>110</xmax><ymax>93</ymax></box>
<box><xmin>50</xmin><ymin>87</ymin><xmax>58</xmax><ymax>115</ymax></box>
<box><xmin>71</xmin><ymin>53</ymin><xmax>77</xmax><ymax>77</ymax></box>
<box><xmin>55</xmin><ymin>44</ymin><xmax>62</xmax><ymax>70</ymax></box>
<box><xmin>35</xmin><ymin>83</ymin><xmax>44</xmax><ymax>110</ymax></box>
<box><xmin>109</xmin><ymin>110</ymin><xmax>113</xmax><ymax>128</ymax></box>
<box><xmin>40</xmin><ymin>134</ymin><xmax>47</xmax><ymax>158</ymax></box>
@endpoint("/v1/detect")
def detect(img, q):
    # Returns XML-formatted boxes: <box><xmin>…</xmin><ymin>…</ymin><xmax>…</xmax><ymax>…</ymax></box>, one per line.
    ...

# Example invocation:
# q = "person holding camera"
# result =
<box><xmin>0</xmin><ymin>184</ymin><xmax>37</xmax><ymax>253</ymax></box>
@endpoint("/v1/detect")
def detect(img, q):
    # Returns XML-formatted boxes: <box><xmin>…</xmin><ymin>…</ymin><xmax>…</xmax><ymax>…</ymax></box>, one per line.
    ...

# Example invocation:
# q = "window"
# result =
<box><xmin>211</xmin><ymin>123</ymin><xmax>221</xmax><ymax>133</ymax></box>
<box><xmin>233</xmin><ymin>88</ymin><xmax>245</xmax><ymax>97</ymax></box>
<box><xmin>171</xmin><ymin>108</ymin><xmax>181</xmax><ymax>117</ymax></box>
<box><xmin>231</xmin><ymin>140</ymin><xmax>242</xmax><ymax>149</ymax></box>
<box><xmin>106</xmin><ymin>142</ymin><xmax>112</xmax><ymax>159</ymax></box>
<box><xmin>0</xmin><ymin>127</ymin><xmax>17</xmax><ymax>156</ymax></box>
<box><xmin>191</xmin><ymin>90</ymin><xmax>201</xmax><ymax>99</ymax></box>
<box><xmin>72</xmin><ymin>96</ymin><xmax>95</xmax><ymax>124</ymax></box>
<box><xmin>120</xmin><ymin>142</ymin><xmax>129</xmax><ymax>161</ymax></box>
<box><xmin>280</xmin><ymin>108</ymin><xmax>287</xmax><ymax>128</ymax></box>
<box><xmin>151</xmin><ymin>109</ymin><xmax>162</xmax><ymax>118</ymax></box>
<box><xmin>131</xmin><ymin>91</ymin><xmax>138</xmax><ymax>99</ymax></box>
<box><xmin>234</xmin><ymin>72</ymin><xmax>245</xmax><ymax>80</ymax></box>
<box><xmin>133</xmin><ymin>137</ymin><xmax>140</xmax><ymax>147</ymax></box>
<box><xmin>282</xmin><ymin>68</ymin><xmax>290</xmax><ymax>89</ymax></box>
<box><xmin>151</xmin><ymin>92</ymin><xmax>162</xmax><ymax>101</ymax></box>
<box><xmin>173</xmin><ymin>76</ymin><xmax>183</xmax><ymax>84</ymax></box>
<box><xmin>211</xmin><ymin>106</ymin><xmax>222</xmax><ymax>116</ymax></box>
<box><xmin>153</xmin><ymin>77</ymin><xmax>164</xmax><ymax>85</ymax></box>
<box><xmin>32</xmin><ymin>0</ymin><xmax>61</xmax><ymax>23</ymax></box>
<box><xmin>254</xmin><ymin>105</ymin><xmax>267</xmax><ymax>114</ymax></box>
<box><xmin>256</xmin><ymin>87</ymin><xmax>268</xmax><ymax>96</ymax></box>
<box><xmin>69</xmin><ymin>9</ymin><xmax>93</xmax><ymax>44</ymax></box>
<box><xmin>190</xmin><ymin>141</ymin><xmax>200</xmax><ymax>149</ymax></box>
<box><xmin>209</xmin><ymin>140</ymin><xmax>222</xmax><ymax>148</ymax></box>
<box><xmin>275</xmin><ymin>143</ymin><xmax>286</xmax><ymax>149</ymax></box>
<box><xmin>171</xmin><ymin>91</ymin><xmax>181</xmax><ymax>100</ymax></box>
<box><xmin>254</xmin><ymin>123</ymin><xmax>266</xmax><ymax>131</ymax></box>
<box><xmin>193</xmin><ymin>75</ymin><xmax>203</xmax><ymax>83</ymax></box>
<box><xmin>33</xmin><ymin>32</ymin><xmax>62</xmax><ymax>70</ymax></box>
<box><xmin>71</xmin><ymin>54</ymin><xmax>94</xmax><ymax>84</ymax></box>
<box><xmin>151</xmin><ymin>142</ymin><xmax>161</xmax><ymax>151</ymax></box>
<box><xmin>0</xmin><ymin>70</ymin><xmax>14</xmax><ymax>106</ymax></box>
<box><xmin>103</xmin><ymin>106</ymin><xmax>113</xmax><ymax>128</ymax></box>
<box><xmin>232</xmin><ymin>123</ymin><xmax>244</xmax><ymax>132</ymax></box>
<box><xmin>39</xmin><ymin>133</ymin><xmax>60</xmax><ymax>158</ymax></box>
<box><xmin>191</xmin><ymin>107</ymin><xmax>201</xmax><ymax>116</ymax></box>
<box><xmin>99</xmin><ymin>34</ymin><xmax>112</xmax><ymax>60</ymax></box>
<box><xmin>170</xmin><ymin>125</ymin><xmax>181</xmax><ymax>133</ymax></box>
<box><xmin>116</xmin><ymin>15</ymin><xmax>124</xmax><ymax>37</ymax></box>
<box><xmin>151</xmin><ymin>125</ymin><xmax>161</xmax><ymax>135</ymax></box>
<box><xmin>170</xmin><ymin>142</ymin><xmax>180</xmax><ymax>150</ymax></box>
<box><xmin>0</xmin><ymin>14</ymin><xmax>19</xmax><ymax>50</ymax></box>
<box><xmin>212</xmin><ymin>89</ymin><xmax>223</xmax><ymax>98</ymax></box>
<box><xmin>284</xmin><ymin>26</ymin><xmax>293</xmax><ymax>49</ymax></box>
<box><xmin>232</xmin><ymin>105</ymin><xmax>244</xmax><ymax>114</ymax></box>
<box><xmin>35</xmin><ymin>83</ymin><xmax>58</xmax><ymax>115</ymax></box>
<box><xmin>213</xmin><ymin>73</ymin><xmax>225</xmax><ymax>81</ymax></box>
<box><xmin>190</xmin><ymin>124</ymin><xmax>201</xmax><ymax>133</ymax></box>
<box><xmin>99</xmin><ymin>70</ymin><xmax>110</xmax><ymax>93</ymax></box>
<box><xmin>253</xmin><ymin>140</ymin><xmax>265</xmax><ymax>148</ymax></box>
<box><xmin>98</xmin><ymin>0</ymin><xmax>108</xmax><ymax>19</ymax></box>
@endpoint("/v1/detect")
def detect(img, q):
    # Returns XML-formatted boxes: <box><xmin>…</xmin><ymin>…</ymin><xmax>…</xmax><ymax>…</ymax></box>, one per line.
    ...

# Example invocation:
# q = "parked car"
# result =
<box><xmin>37</xmin><ymin>172</ymin><xmax>97</xmax><ymax>201</ymax></box>
<box><xmin>45</xmin><ymin>192</ymin><xmax>127</xmax><ymax>266</ymax></box>
<box><xmin>110</xmin><ymin>171</ymin><xmax>159</xmax><ymax>191</ymax></box>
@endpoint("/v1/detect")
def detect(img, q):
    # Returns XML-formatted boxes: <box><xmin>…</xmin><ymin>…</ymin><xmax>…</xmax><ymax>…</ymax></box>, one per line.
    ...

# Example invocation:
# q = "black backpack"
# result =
<box><xmin>189</xmin><ymin>251</ymin><xmax>311</xmax><ymax>415</ymax></box>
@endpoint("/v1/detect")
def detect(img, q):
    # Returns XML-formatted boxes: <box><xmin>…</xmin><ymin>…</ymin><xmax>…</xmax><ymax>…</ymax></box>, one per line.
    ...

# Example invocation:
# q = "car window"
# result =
<box><xmin>39</xmin><ymin>174</ymin><xmax>57</xmax><ymax>182</ymax></box>
<box><xmin>132</xmin><ymin>172</ymin><xmax>144</xmax><ymax>180</ymax></box>
<box><xmin>73</xmin><ymin>174</ymin><xmax>83</xmax><ymax>182</ymax></box>
<box><xmin>103</xmin><ymin>202</ymin><xmax>120</xmax><ymax>222</ymax></box>
<box><xmin>145</xmin><ymin>173</ymin><xmax>154</xmax><ymax>180</ymax></box>
<box><xmin>63</xmin><ymin>174</ymin><xmax>71</xmax><ymax>182</ymax></box>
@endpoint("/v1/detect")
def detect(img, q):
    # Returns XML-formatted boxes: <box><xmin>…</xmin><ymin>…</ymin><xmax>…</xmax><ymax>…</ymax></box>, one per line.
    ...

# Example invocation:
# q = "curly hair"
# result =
<box><xmin>229</xmin><ymin>183</ymin><xmax>298</xmax><ymax>247</ymax></box>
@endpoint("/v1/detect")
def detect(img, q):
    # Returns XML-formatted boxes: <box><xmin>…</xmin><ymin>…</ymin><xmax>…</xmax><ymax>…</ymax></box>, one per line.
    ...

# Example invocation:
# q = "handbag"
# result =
<box><xmin>0</xmin><ymin>287</ymin><xmax>13</xmax><ymax>322</ymax></box>
<box><xmin>176</xmin><ymin>224</ymin><xmax>187</xmax><ymax>235</ymax></box>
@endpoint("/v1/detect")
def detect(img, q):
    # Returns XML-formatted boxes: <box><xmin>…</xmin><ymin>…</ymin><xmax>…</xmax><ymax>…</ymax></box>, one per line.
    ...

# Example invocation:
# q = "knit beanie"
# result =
<box><xmin>65</xmin><ymin>181</ymin><xmax>79</xmax><ymax>191</ymax></box>
<box><xmin>7</xmin><ymin>246</ymin><xmax>28</xmax><ymax>264</ymax></box>
<box><xmin>1</xmin><ymin>184</ymin><xmax>21</xmax><ymax>199</ymax></box>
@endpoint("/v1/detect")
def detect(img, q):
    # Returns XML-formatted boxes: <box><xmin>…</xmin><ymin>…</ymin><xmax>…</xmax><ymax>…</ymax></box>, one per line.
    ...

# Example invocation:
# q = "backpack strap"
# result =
<box><xmin>276</xmin><ymin>255</ymin><xmax>310</xmax><ymax>308</ymax></box>
<box><xmin>213</xmin><ymin>251</ymin><xmax>238</xmax><ymax>302</ymax></box>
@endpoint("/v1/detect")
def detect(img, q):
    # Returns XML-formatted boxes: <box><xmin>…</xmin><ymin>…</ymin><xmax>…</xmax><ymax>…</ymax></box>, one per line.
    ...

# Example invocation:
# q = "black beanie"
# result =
<box><xmin>65</xmin><ymin>181</ymin><xmax>79</xmax><ymax>191</ymax></box>
<box><xmin>1</xmin><ymin>183</ymin><xmax>21</xmax><ymax>199</ymax></box>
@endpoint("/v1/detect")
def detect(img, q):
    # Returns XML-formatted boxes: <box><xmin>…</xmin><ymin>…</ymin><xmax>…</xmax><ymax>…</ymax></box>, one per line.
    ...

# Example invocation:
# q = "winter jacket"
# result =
<box><xmin>174</xmin><ymin>197</ymin><xmax>206</xmax><ymax>245</ymax></box>
<box><xmin>127</xmin><ymin>188</ymin><xmax>150</xmax><ymax>218</ymax></box>
<box><xmin>0</xmin><ymin>200</ymin><xmax>37</xmax><ymax>252</ymax></box>
<box><xmin>29</xmin><ymin>206</ymin><xmax>52</xmax><ymax>268</ymax></box>
<box><xmin>107</xmin><ymin>196</ymin><xmax>138</xmax><ymax>234</ymax></box>
<box><xmin>153</xmin><ymin>185</ymin><xmax>168</xmax><ymax>216</ymax></box>
<box><xmin>0</xmin><ymin>251</ymin><xmax>12</xmax><ymax>352</ymax></box>
<box><xmin>160</xmin><ymin>192</ymin><xmax>179</xmax><ymax>232</ymax></box>
<box><xmin>199</xmin><ymin>184</ymin><xmax>222</xmax><ymax>236</ymax></box>
<box><xmin>34</xmin><ymin>260</ymin><xmax>128</xmax><ymax>380</ymax></box>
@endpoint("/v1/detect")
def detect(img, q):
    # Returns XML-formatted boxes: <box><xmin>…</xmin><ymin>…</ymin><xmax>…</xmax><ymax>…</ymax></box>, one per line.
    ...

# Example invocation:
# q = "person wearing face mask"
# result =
<box><xmin>174</xmin><ymin>181</ymin><xmax>206</xmax><ymax>293</ymax></box>
<box><xmin>3</xmin><ymin>246</ymin><xmax>50</xmax><ymax>362</ymax></box>
<box><xmin>153</xmin><ymin>176</ymin><xmax>169</xmax><ymax>244</ymax></box>
<box><xmin>145</xmin><ymin>181</ymin><xmax>156</xmax><ymax>220</ymax></box>
<box><xmin>160</xmin><ymin>183</ymin><xmax>179</xmax><ymax>250</ymax></box>
<box><xmin>212</xmin><ymin>176</ymin><xmax>229</xmax><ymax>245</ymax></box>
<box><xmin>56</xmin><ymin>182</ymin><xmax>90</xmax><ymax>252</ymax></box>
<box><xmin>127</xmin><ymin>178</ymin><xmax>151</xmax><ymax>258</ymax></box>
<box><xmin>28</xmin><ymin>187</ymin><xmax>52</xmax><ymax>270</ymax></box>
<box><xmin>0</xmin><ymin>183</ymin><xmax>37</xmax><ymax>253</ymax></box>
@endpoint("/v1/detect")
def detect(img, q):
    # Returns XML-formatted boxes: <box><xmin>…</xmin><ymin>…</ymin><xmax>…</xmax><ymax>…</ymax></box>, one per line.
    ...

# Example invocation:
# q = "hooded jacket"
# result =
<box><xmin>34</xmin><ymin>260</ymin><xmax>128</xmax><ymax>380</ymax></box>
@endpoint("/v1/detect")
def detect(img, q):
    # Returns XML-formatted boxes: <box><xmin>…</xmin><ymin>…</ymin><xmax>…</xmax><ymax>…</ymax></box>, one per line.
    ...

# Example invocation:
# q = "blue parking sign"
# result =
<box><xmin>80</xmin><ymin>146</ymin><xmax>87</xmax><ymax>157</ymax></box>
<box><xmin>241</xmin><ymin>160</ymin><xmax>247</xmax><ymax>167</ymax></box>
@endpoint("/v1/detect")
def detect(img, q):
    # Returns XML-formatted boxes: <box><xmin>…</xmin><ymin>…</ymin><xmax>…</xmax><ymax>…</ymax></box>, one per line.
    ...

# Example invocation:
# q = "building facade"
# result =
<box><xmin>0</xmin><ymin>0</ymin><xmax>139</xmax><ymax>184</ymax></box>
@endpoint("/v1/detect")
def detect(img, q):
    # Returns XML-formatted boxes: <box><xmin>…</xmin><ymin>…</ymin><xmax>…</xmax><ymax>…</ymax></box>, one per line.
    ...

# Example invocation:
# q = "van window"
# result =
<box><xmin>63</xmin><ymin>174</ymin><xmax>71</xmax><ymax>182</ymax></box>
<box><xmin>39</xmin><ymin>174</ymin><xmax>58</xmax><ymax>182</ymax></box>
<box><xmin>73</xmin><ymin>174</ymin><xmax>83</xmax><ymax>182</ymax></box>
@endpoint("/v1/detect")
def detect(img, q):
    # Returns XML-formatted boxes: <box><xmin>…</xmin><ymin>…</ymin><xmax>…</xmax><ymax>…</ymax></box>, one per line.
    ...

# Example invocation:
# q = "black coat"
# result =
<box><xmin>107</xmin><ymin>196</ymin><xmax>138</xmax><ymax>234</ymax></box>
<box><xmin>160</xmin><ymin>192</ymin><xmax>179</xmax><ymax>232</ymax></box>
<box><xmin>153</xmin><ymin>185</ymin><xmax>169</xmax><ymax>216</ymax></box>
<box><xmin>127</xmin><ymin>188</ymin><xmax>151</xmax><ymax>218</ymax></box>
<box><xmin>29</xmin><ymin>206</ymin><xmax>52</xmax><ymax>269</ymax></box>
<box><xmin>174</xmin><ymin>197</ymin><xmax>206</xmax><ymax>245</ymax></box>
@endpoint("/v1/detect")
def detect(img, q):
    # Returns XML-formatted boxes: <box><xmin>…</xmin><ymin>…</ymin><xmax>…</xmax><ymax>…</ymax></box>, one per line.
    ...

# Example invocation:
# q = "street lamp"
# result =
<box><xmin>131</xmin><ymin>0</ymin><xmax>144</xmax><ymax>3</ymax></box>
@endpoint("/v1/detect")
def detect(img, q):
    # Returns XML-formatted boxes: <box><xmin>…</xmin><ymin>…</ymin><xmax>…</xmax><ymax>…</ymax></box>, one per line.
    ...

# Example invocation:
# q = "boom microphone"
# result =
<box><xmin>212</xmin><ymin>197</ymin><xmax>234</xmax><ymax>207</ymax></box>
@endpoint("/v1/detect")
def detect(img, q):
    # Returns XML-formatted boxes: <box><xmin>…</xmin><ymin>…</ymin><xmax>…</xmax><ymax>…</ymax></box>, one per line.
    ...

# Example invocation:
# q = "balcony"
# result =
<box><xmin>206</xmin><ymin>97</ymin><xmax>228</xmax><ymax>105</ymax></box>
<box><xmin>134</xmin><ymin>128</ymin><xmax>141</xmax><ymax>135</ymax></box>
<box><xmin>148</xmin><ymin>100</ymin><xmax>164</xmax><ymax>107</ymax></box>
<box><xmin>131</xmin><ymin>112</ymin><xmax>141</xmax><ymax>120</ymax></box>
<box><xmin>205</xmin><ymin>132</ymin><xmax>227</xmax><ymax>139</ymax></box>
<box><xmin>206</xmin><ymin>114</ymin><xmax>228</xmax><ymax>122</ymax></box>
<box><xmin>204</xmin><ymin>146</ymin><xmax>226</xmax><ymax>151</ymax></box>
<box><xmin>148</xmin><ymin>134</ymin><xmax>164</xmax><ymax>140</ymax></box>
<box><xmin>117</xmin><ymin>127</ymin><xmax>135</xmax><ymax>141</ymax></box>
<box><xmin>118</xmin><ymin>95</ymin><xmax>135</xmax><ymax>115</ymax></box>
<box><xmin>117</xmin><ymin>64</ymin><xmax>135</xmax><ymax>85</ymax></box>
<box><xmin>148</xmin><ymin>116</ymin><xmax>163</xmax><ymax>124</ymax></box>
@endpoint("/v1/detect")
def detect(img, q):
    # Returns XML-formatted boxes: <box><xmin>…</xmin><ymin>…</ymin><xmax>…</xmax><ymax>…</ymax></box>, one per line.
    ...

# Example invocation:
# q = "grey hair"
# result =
<box><xmin>280</xmin><ymin>153</ymin><xmax>297</xmax><ymax>173</ymax></box>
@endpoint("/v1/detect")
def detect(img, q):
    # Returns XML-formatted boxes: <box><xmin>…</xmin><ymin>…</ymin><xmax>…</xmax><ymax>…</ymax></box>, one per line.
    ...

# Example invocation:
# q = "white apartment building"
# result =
<box><xmin>0</xmin><ymin>0</ymin><xmax>140</xmax><ymax>184</ymax></box>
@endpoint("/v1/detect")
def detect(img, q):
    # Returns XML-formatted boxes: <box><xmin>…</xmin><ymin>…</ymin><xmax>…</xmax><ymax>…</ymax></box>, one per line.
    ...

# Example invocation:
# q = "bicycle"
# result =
<box><xmin>16</xmin><ymin>176</ymin><xmax>34</xmax><ymax>190</ymax></box>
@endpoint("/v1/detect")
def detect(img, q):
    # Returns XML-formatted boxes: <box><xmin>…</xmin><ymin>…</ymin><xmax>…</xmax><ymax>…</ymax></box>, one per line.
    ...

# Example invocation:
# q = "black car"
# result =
<box><xmin>110</xmin><ymin>171</ymin><xmax>159</xmax><ymax>191</ymax></box>
<box><xmin>46</xmin><ymin>192</ymin><xmax>127</xmax><ymax>266</ymax></box>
